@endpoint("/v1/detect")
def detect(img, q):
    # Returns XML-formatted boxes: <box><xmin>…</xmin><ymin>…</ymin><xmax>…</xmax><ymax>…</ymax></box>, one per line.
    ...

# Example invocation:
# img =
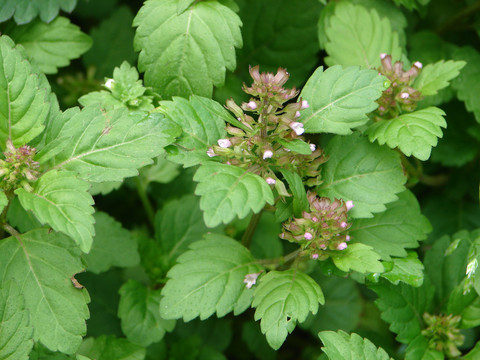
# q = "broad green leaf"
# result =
<box><xmin>160</xmin><ymin>234</ymin><xmax>263</xmax><ymax>321</ymax></box>
<box><xmin>413</xmin><ymin>60</ymin><xmax>465</xmax><ymax>96</ymax></box>
<box><xmin>366</xmin><ymin>107</ymin><xmax>446</xmax><ymax>161</ymax></box>
<box><xmin>16</xmin><ymin>170</ymin><xmax>95</xmax><ymax>253</ymax></box>
<box><xmin>250</xmin><ymin>212</ymin><xmax>283</xmax><ymax>260</ymax></box>
<box><xmin>0</xmin><ymin>229</ymin><xmax>89</xmax><ymax>354</ymax></box>
<box><xmin>194</xmin><ymin>163</ymin><xmax>274</xmax><ymax>227</ymax></box>
<box><xmin>44</xmin><ymin>106</ymin><xmax>179</xmax><ymax>183</ymax></box>
<box><xmin>280</xmin><ymin>169</ymin><xmax>308</xmax><ymax>217</ymax></box>
<box><xmin>300</xmin><ymin>66</ymin><xmax>386</xmax><ymax>135</ymax></box>
<box><xmin>0</xmin><ymin>191</ymin><xmax>7</xmax><ymax>214</ymax></box>
<box><xmin>405</xmin><ymin>335</ymin><xmax>443</xmax><ymax>360</ymax></box>
<box><xmin>370</xmin><ymin>280</ymin><xmax>434</xmax><ymax>344</ymax></box>
<box><xmin>452</xmin><ymin>47</ymin><xmax>480</xmax><ymax>123</ymax></box>
<box><xmin>463</xmin><ymin>341</ymin><xmax>480</xmax><ymax>360</ymax></box>
<box><xmin>77</xmin><ymin>336</ymin><xmax>145</xmax><ymax>360</ymax></box>
<box><xmin>252</xmin><ymin>270</ymin><xmax>324</xmax><ymax>350</ymax></box>
<box><xmin>331</xmin><ymin>243</ymin><xmax>384</xmax><ymax>274</ymax></box>
<box><xmin>177</xmin><ymin>0</ymin><xmax>196</xmax><ymax>14</ymax></box>
<box><xmin>349</xmin><ymin>190</ymin><xmax>431</xmax><ymax>261</ymax></box>
<box><xmin>138</xmin><ymin>155</ymin><xmax>180</xmax><ymax>187</ymax></box>
<box><xmin>0</xmin><ymin>0</ymin><xmax>77</xmax><ymax>24</ymax></box>
<box><xmin>83</xmin><ymin>212</ymin><xmax>140</xmax><ymax>274</ymax></box>
<box><xmin>380</xmin><ymin>252</ymin><xmax>424</xmax><ymax>287</ymax></box>
<box><xmin>82</xmin><ymin>6</ymin><xmax>136</xmax><ymax>79</ymax></box>
<box><xmin>6</xmin><ymin>197</ymin><xmax>41</xmax><ymax>233</ymax></box>
<box><xmin>318</xmin><ymin>133</ymin><xmax>406</xmax><ymax>218</ymax></box>
<box><xmin>277</xmin><ymin>138</ymin><xmax>312</xmax><ymax>155</ymax></box>
<box><xmin>8</xmin><ymin>17</ymin><xmax>92</xmax><ymax>74</ymax></box>
<box><xmin>0</xmin><ymin>35</ymin><xmax>49</xmax><ymax>150</ymax></box>
<box><xmin>118</xmin><ymin>280</ymin><xmax>175</xmax><ymax>347</ymax></box>
<box><xmin>461</xmin><ymin>297</ymin><xmax>480</xmax><ymax>328</ymax></box>
<box><xmin>324</xmin><ymin>3</ymin><xmax>402</xmax><ymax>68</ymax></box>
<box><xmin>134</xmin><ymin>0</ymin><xmax>242</xmax><ymax>97</ymax></box>
<box><xmin>0</xmin><ymin>281</ymin><xmax>33</xmax><ymax>360</ymax></box>
<box><xmin>319</xmin><ymin>330</ymin><xmax>393</xmax><ymax>360</ymax></box>
<box><xmin>159</xmin><ymin>95</ymin><xmax>227</xmax><ymax>167</ymax></box>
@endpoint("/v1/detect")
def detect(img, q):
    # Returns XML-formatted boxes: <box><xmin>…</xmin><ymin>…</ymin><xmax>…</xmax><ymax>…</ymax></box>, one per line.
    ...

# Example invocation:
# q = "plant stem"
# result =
<box><xmin>256</xmin><ymin>249</ymin><xmax>302</xmax><ymax>268</ymax></box>
<box><xmin>135</xmin><ymin>177</ymin><xmax>155</xmax><ymax>230</ymax></box>
<box><xmin>437</xmin><ymin>0</ymin><xmax>480</xmax><ymax>35</ymax></box>
<box><xmin>241</xmin><ymin>211</ymin><xmax>262</xmax><ymax>248</ymax></box>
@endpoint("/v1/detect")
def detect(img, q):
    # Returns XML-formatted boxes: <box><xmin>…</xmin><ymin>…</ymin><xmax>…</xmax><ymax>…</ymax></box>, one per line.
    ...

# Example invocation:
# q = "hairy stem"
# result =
<box><xmin>256</xmin><ymin>249</ymin><xmax>302</xmax><ymax>268</ymax></box>
<box><xmin>241</xmin><ymin>211</ymin><xmax>262</xmax><ymax>248</ymax></box>
<box><xmin>135</xmin><ymin>177</ymin><xmax>155</xmax><ymax>230</ymax></box>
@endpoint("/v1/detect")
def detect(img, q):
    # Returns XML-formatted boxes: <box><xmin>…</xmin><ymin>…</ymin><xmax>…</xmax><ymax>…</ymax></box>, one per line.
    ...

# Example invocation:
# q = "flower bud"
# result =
<box><xmin>104</xmin><ymin>78</ymin><xmax>114</xmax><ymax>89</ymax></box>
<box><xmin>207</xmin><ymin>148</ymin><xmax>217</xmax><ymax>157</ymax></box>
<box><xmin>309</xmin><ymin>144</ymin><xmax>316</xmax><ymax>152</ymax></box>
<box><xmin>346</xmin><ymin>200</ymin><xmax>354</xmax><ymax>211</ymax></box>
<box><xmin>217</xmin><ymin>138</ymin><xmax>232</xmax><ymax>148</ymax></box>
<box><xmin>243</xmin><ymin>272</ymin><xmax>260</xmax><ymax>289</ymax></box>
<box><xmin>295</xmin><ymin>111</ymin><xmax>301</xmax><ymax>118</ymax></box>
<box><xmin>304</xmin><ymin>232</ymin><xmax>313</xmax><ymax>240</ymax></box>
<box><xmin>311</xmin><ymin>253</ymin><xmax>319</xmax><ymax>260</ymax></box>
<box><xmin>247</xmin><ymin>101</ymin><xmax>257</xmax><ymax>110</ymax></box>
<box><xmin>263</xmin><ymin>150</ymin><xmax>273</xmax><ymax>159</ymax></box>
<box><xmin>289</xmin><ymin>122</ymin><xmax>304</xmax><ymax>135</ymax></box>
<box><xmin>346</xmin><ymin>235</ymin><xmax>351</xmax><ymax>242</ymax></box>
<box><xmin>301</xmin><ymin>100</ymin><xmax>309</xmax><ymax>109</ymax></box>
<box><xmin>266</xmin><ymin>177</ymin><xmax>276</xmax><ymax>185</ymax></box>
<box><xmin>414</xmin><ymin>61</ymin><xmax>423</xmax><ymax>69</ymax></box>
<box><xmin>340</xmin><ymin>221</ymin><xmax>348</xmax><ymax>228</ymax></box>
<box><xmin>337</xmin><ymin>242</ymin><xmax>347</xmax><ymax>250</ymax></box>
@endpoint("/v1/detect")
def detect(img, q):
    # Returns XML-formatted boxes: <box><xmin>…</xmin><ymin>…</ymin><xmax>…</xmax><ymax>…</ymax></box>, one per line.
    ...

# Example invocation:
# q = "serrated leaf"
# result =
<box><xmin>405</xmin><ymin>335</ymin><xmax>443</xmax><ymax>360</ymax></box>
<box><xmin>300</xmin><ymin>66</ymin><xmax>386</xmax><ymax>134</ymax></box>
<box><xmin>0</xmin><ymin>229</ymin><xmax>89</xmax><ymax>354</ymax></box>
<box><xmin>318</xmin><ymin>133</ymin><xmax>406</xmax><ymax>218</ymax></box>
<box><xmin>277</xmin><ymin>138</ymin><xmax>312</xmax><ymax>155</ymax></box>
<box><xmin>8</xmin><ymin>17</ymin><xmax>91</xmax><ymax>74</ymax></box>
<box><xmin>194</xmin><ymin>163</ymin><xmax>274</xmax><ymax>227</ymax></box>
<box><xmin>0</xmin><ymin>281</ymin><xmax>33</xmax><ymax>360</ymax></box>
<box><xmin>44</xmin><ymin>106</ymin><xmax>179</xmax><ymax>183</ymax></box>
<box><xmin>349</xmin><ymin>190</ymin><xmax>431</xmax><ymax>261</ymax></box>
<box><xmin>413</xmin><ymin>60</ymin><xmax>465</xmax><ymax>96</ymax></box>
<box><xmin>160</xmin><ymin>234</ymin><xmax>263</xmax><ymax>321</ymax></box>
<box><xmin>77</xmin><ymin>336</ymin><xmax>145</xmax><ymax>360</ymax></box>
<box><xmin>0</xmin><ymin>0</ymin><xmax>77</xmax><ymax>24</ymax></box>
<box><xmin>331</xmin><ymin>243</ymin><xmax>384</xmax><ymax>274</ymax></box>
<box><xmin>319</xmin><ymin>330</ymin><xmax>393</xmax><ymax>360</ymax></box>
<box><xmin>461</xmin><ymin>297</ymin><xmax>480</xmax><ymax>328</ymax></box>
<box><xmin>15</xmin><ymin>170</ymin><xmax>95</xmax><ymax>253</ymax></box>
<box><xmin>381</xmin><ymin>252</ymin><xmax>424</xmax><ymax>287</ymax></box>
<box><xmin>0</xmin><ymin>35</ymin><xmax>49</xmax><ymax>150</ymax></box>
<box><xmin>280</xmin><ymin>169</ymin><xmax>308</xmax><ymax>217</ymax></box>
<box><xmin>324</xmin><ymin>3</ymin><xmax>402</xmax><ymax>68</ymax></box>
<box><xmin>159</xmin><ymin>95</ymin><xmax>227</xmax><ymax>167</ymax></box>
<box><xmin>83</xmin><ymin>212</ymin><xmax>140</xmax><ymax>273</ymax></box>
<box><xmin>118</xmin><ymin>280</ymin><xmax>175</xmax><ymax>347</ymax></box>
<box><xmin>0</xmin><ymin>191</ymin><xmax>7</xmax><ymax>214</ymax></box>
<box><xmin>463</xmin><ymin>341</ymin><xmax>480</xmax><ymax>360</ymax></box>
<box><xmin>252</xmin><ymin>270</ymin><xmax>324</xmax><ymax>350</ymax></box>
<box><xmin>366</xmin><ymin>107</ymin><xmax>446</xmax><ymax>160</ymax></box>
<box><xmin>134</xmin><ymin>0</ymin><xmax>242</xmax><ymax>97</ymax></box>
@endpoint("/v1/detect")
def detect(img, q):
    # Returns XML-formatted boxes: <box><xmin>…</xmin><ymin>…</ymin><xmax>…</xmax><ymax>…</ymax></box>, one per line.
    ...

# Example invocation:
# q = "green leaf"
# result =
<box><xmin>331</xmin><ymin>243</ymin><xmax>384</xmax><ymax>274</ymax></box>
<box><xmin>366</xmin><ymin>107</ymin><xmax>446</xmax><ymax>160</ymax></box>
<box><xmin>349</xmin><ymin>190</ymin><xmax>431</xmax><ymax>261</ymax></box>
<box><xmin>194</xmin><ymin>163</ymin><xmax>274</xmax><ymax>227</ymax></box>
<box><xmin>134</xmin><ymin>0</ymin><xmax>242</xmax><ymax>97</ymax></box>
<box><xmin>160</xmin><ymin>234</ymin><xmax>263</xmax><ymax>321</ymax></box>
<box><xmin>0</xmin><ymin>190</ymin><xmax>7</xmax><ymax>214</ymax></box>
<box><xmin>277</xmin><ymin>138</ymin><xmax>312</xmax><ymax>155</ymax></box>
<box><xmin>177</xmin><ymin>0</ymin><xmax>196</xmax><ymax>14</ymax></box>
<box><xmin>463</xmin><ymin>341</ymin><xmax>480</xmax><ymax>360</ymax></box>
<box><xmin>319</xmin><ymin>330</ymin><xmax>393</xmax><ymax>360</ymax></box>
<box><xmin>300</xmin><ymin>65</ymin><xmax>386</xmax><ymax>135</ymax></box>
<box><xmin>250</xmin><ymin>212</ymin><xmax>283</xmax><ymax>260</ymax></box>
<box><xmin>77</xmin><ymin>336</ymin><xmax>145</xmax><ymax>360</ymax></box>
<box><xmin>380</xmin><ymin>252</ymin><xmax>425</xmax><ymax>287</ymax></box>
<box><xmin>461</xmin><ymin>297</ymin><xmax>480</xmax><ymax>328</ymax></box>
<box><xmin>15</xmin><ymin>170</ymin><xmax>95</xmax><ymax>253</ymax></box>
<box><xmin>118</xmin><ymin>280</ymin><xmax>175</xmax><ymax>347</ymax></box>
<box><xmin>43</xmin><ymin>106</ymin><xmax>179</xmax><ymax>183</ymax></box>
<box><xmin>0</xmin><ymin>229</ymin><xmax>89</xmax><ymax>354</ymax></box>
<box><xmin>159</xmin><ymin>95</ymin><xmax>227</xmax><ymax>167</ymax></box>
<box><xmin>0</xmin><ymin>35</ymin><xmax>49</xmax><ymax>150</ymax></box>
<box><xmin>8</xmin><ymin>17</ymin><xmax>92</xmax><ymax>74</ymax></box>
<box><xmin>405</xmin><ymin>335</ymin><xmax>443</xmax><ymax>360</ymax></box>
<box><xmin>252</xmin><ymin>270</ymin><xmax>324</xmax><ymax>350</ymax></box>
<box><xmin>324</xmin><ymin>3</ymin><xmax>402</xmax><ymax>68</ymax></box>
<box><xmin>318</xmin><ymin>133</ymin><xmax>406</xmax><ymax>218</ymax></box>
<box><xmin>413</xmin><ymin>60</ymin><xmax>465</xmax><ymax>96</ymax></box>
<box><xmin>0</xmin><ymin>0</ymin><xmax>77</xmax><ymax>24</ymax></box>
<box><xmin>138</xmin><ymin>155</ymin><xmax>180</xmax><ymax>187</ymax></box>
<box><xmin>6</xmin><ymin>197</ymin><xmax>41</xmax><ymax>233</ymax></box>
<box><xmin>83</xmin><ymin>212</ymin><xmax>140</xmax><ymax>274</ymax></box>
<box><xmin>0</xmin><ymin>281</ymin><xmax>33</xmax><ymax>360</ymax></box>
<box><xmin>280</xmin><ymin>169</ymin><xmax>308</xmax><ymax>217</ymax></box>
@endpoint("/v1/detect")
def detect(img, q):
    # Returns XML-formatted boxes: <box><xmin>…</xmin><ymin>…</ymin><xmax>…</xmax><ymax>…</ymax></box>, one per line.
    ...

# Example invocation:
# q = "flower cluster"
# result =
<box><xmin>207</xmin><ymin>66</ymin><xmax>327</xmax><ymax>187</ymax></box>
<box><xmin>0</xmin><ymin>141</ymin><xmax>39</xmax><ymax>192</ymax></box>
<box><xmin>280</xmin><ymin>192</ymin><xmax>354</xmax><ymax>260</ymax></box>
<box><xmin>421</xmin><ymin>313</ymin><xmax>465</xmax><ymax>358</ymax></box>
<box><xmin>374</xmin><ymin>54</ymin><xmax>423</xmax><ymax>120</ymax></box>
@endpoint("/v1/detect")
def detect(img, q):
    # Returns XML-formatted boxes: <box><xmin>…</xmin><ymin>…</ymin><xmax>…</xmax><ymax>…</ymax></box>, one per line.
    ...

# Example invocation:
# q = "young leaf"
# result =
<box><xmin>252</xmin><ymin>270</ymin><xmax>325</xmax><ymax>350</ymax></box>
<box><xmin>194</xmin><ymin>163</ymin><xmax>274</xmax><ymax>227</ymax></box>
<box><xmin>0</xmin><ymin>229</ymin><xmax>89</xmax><ymax>354</ymax></box>
<box><xmin>380</xmin><ymin>252</ymin><xmax>425</xmax><ymax>287</ymax></box>
<box><xmin>83</xmin><ymin>212</ymin><xmax>140</xmax><ymax>274</ymax></box>
<box><xmin>280</xmin><ymin>169</ymin><xmax>309</xmax><ymax>217</ymax></box>
<box><xmin>324</xmin><ymin>3</ymin><xmax>402</xmax><ymax>68</ymax></box>
<box><xmin>0</xmin><ymin>35</ymin><xmax>49</xmax><ymax>150</ymax></box>
<box><xmin>331</xmin><ymin>243</ymin><xmax>384</xmax><ymax>274</ymax></box>
<box><xmin>44</xmin><ymin>106</ymin><xmax>179</xmax><ymax>183</ymax></box>
<box><xmin>413</xmin><ymin>60</ymin><xmax>466</xmax><ymax>96</ymax></box>
<box><xmin>15</xmin><ymin>170</ymin><xmax>94</xmax><ymax>252</ymax></box>
<box><xmin>318</xmin><ymin>133</ymin><xmax>406</xmax><ymax>218</ymax></box>
<box><xmin>349</xmin><ymin>190</ymin><xmax>431</xmax><ymax>261</ymax></box>
<box><xmin>300</xmin><ymin>65</ymin><xmax>386</xmax><ymax>135</ymax></box>
<box><xmin>160</xmin><ymin>234</ymin><xmax>263</xmax><ymax>321</ymax></box>
<box><xmin>405</xmin><ymin>335</ymin><xmax>443</xmax><ymax>360</ymax></box>
<box><xmin>366</xmin><ymin>107</ymin><xmax>446</xmax><ymax>160</ymax></box>
<box><xmin>134</xmin><ymin>0</ymin><xmax>242</xmax><ymax>97</ymax></box>
<box><xmin>8</xmin><ymin>17</ymin><xmax>92</xmax><ymax>74</ymax></box>
<box><xmin>319</xmin><ymin>330</ymin><xmax>393</xmax><ymax>360</ymax></box>
<box><xmin>0</xmin><ymin>281</ymin><xmax>33</xmax><ymax>360</ymax></box>
<box><xmin>118</xmin><ymin>280</ymin><xmax>175</xmax><ymax>347</ymax></box>
<box><xmin>461</xmin><ymin>297</ymin><xmax>480</xmax><ymax>329</ymax></box>
<box><xmin>0</xmin><ymin>0</ymin><xmax>76</xmax><ymax>24</ymax></box>
<box><xmin>77</xmin><ymin>336</ymin><xmax>145</xmax><ymax>360</ymax></box>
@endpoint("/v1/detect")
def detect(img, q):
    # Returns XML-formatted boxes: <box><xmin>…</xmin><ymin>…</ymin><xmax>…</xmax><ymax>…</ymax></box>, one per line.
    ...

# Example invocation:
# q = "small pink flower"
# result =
<box><xmin>304</xmin><ymin>232</ymin><xmax>313</xmax><ymax>240</ymax></box>
<box><xmin>346</xmin><ymin>235</ymin><xmax>351</xmax><ymax>242</ymax></box>
<box><xmin>301</xmin><ymin>100</ymin><xmax>309</xmax><ymax>109</ymax></box>
<box><xmin>340</xmin><ymin>222</ymin><xmax>348</xmax><ymax>228</ymax></box>
<box><xmin>104</xmin><ymin>78</ymin><xmax>114</xmax><ymax>89</ymax></box>
<box><xmin>400</xmin><ymin>92</ymin><xmax>410</xmax><ymax>99</ymax></box>
<box><xmin>266</xmin><ymin>177</ymin><xmax>276</xmax><ymax>185</ymax></box>
<box><xmin>346</xmin><ymin>200</ymin><xmax>354</xmax><ymax>211</ymax></box>
<box><xmin>380</xmin><ymin>53</ymin><xmax>388</xmax><ymax>59</ymax></box>
<box><xmin>295</xmin><ymin>111</ymin><xmax>301</xmax><ymax>118</ymax></box>
<box><xmin>319</xmin><ymin>244</ymin><xmax>327</xmax><ymax>250</ymax></box>
<box><xmin>207</xmin><ymin>148</ymin><xmax>217</xmax><ymax>157</ymax></box>
<box><xmin>309</xmin><ymin>144</ymin><xmax>316</xmax><ymax>152</ymax></box>
<box><xmin>290</xmin><ymin>122</ymin><xmax>304</xmax><ymax>135</ymax></box>
<box><xmin>414</xmin><ymin>61</ymin><xmax>423</xmax><ymax>69</ymax></box>
<box><xmin>218</xmin><ymin>138</ymin><xmax>232</xmax><ymax>148</ymax></box>
<box><xmin>247</xmin><ymin>101</ymin><xmax>257</xmax><ymax>110</ymax></box>
<box><xmin>337</xmin><ymin>242</ymin><xmax>347</xmax><ymax>250</ymax></box>
<box><xmin>263</xmin><ymin>150</ymin><xmax>273</xmax><ymax>159</ymax></box>
<box><xmin>311</xmin><ymin>253</ymin><xmax>319</xmax><ymax>260</ymax></box>
<box><xmin>312</xmin><ymin>216</ymin><xmax>319</xmax><ymax>222</ymax></box>
<box><xmin>243</xmin><ymin>273</ymin><xmax>260</xmax><ymax>289</ymax></box>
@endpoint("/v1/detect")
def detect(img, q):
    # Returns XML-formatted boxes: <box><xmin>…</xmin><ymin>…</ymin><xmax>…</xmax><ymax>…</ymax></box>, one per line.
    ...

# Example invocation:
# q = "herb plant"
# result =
<box><xmin>0</xmin><ymin>0</ymin><xmax>480</xmax><ymax>359</ymax></box>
